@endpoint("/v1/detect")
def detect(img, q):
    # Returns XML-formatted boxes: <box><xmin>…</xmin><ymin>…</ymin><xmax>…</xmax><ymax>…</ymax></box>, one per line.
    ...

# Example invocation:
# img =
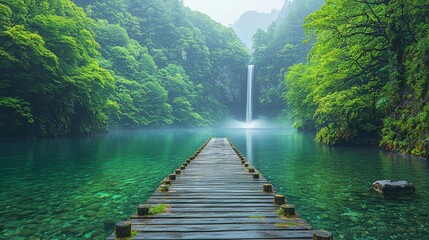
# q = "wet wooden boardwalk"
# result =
<box><xmin>107</xmin><ymin>138</ymin><xmax>331</xmax><ymax>239</ymax></box>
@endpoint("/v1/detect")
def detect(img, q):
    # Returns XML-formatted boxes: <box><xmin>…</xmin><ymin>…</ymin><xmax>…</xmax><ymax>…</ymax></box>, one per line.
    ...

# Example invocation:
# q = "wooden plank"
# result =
<box><xmin>169</xmin><ymin>181</ymin><xmax>265</xmax><ymax>184</ymax></box>
<box><xmin>151</xmin><ymin>195</ymin><xmax>274</xmax><ymax>200</ymax></box>
<box><xmin>131</xmin><ymin>223</ymin><xmax>312</xmax><ymax>232</ymax></box>
<box><xmin>166</xmin><ymin>180</ymin><xmax>266</xmax><ymax>183</ymax></box>
<box><xmin>155</xmin><ymin>207</ymin><xmax>279</xmax><ymax>212</ymax></box>
<box><xmin>139</xmin><ymin>203</ymin><xmax>278</xmax><ymax>208</ymax></box>
<box><xmin>152</xmin><ymin>192</ymin><xmax>274</xmax><ymax>197</ymax></box>
<box><xmin>146</xmin><ymin>199</ymin><xmax>273</xmax><ymax>204</ymax></box>
<box><xmin>169</xmin><ymin>186</ymin><xmax>265</xmax><ymax>190</ymax></box>
<box><xmin>160</xmin><ymin>189</ymin><xmax>266</xmax><ymax>193</ymax></box>
<box><xmin>129</xmin><ymin>218</ymin><xmax>308</xmax><ymax>225</ymax></box>
<box><xmin>170</xmin><ymin>177</ymin><xmax>265</xmax><ymax>180</ymax></box>
<box><xmin>151</xmin><ymin>193</ymin><xmax>274</xmax><ymax>197</ymax></box>
<box><xmin>107</xmin><ymin>230</ymin><xmax>313</xmax><ymax>239</ymax></box>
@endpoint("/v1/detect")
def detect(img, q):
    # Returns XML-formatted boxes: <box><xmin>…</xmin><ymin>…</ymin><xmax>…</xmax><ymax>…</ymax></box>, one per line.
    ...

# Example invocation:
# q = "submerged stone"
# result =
<box><xmin>372</xmin><ymin>180</ymin><xmax>416</xmax><ymax>195</ymax></box>
<box><xmin>103</xmin><ymin>220</ymin><xmax>116</xmax><ymax>231</ymax></box>
<box><xmin>62</xmin><ymin>226</ymin><xmax>85</xmax><ymax>236</ymax></box>
<box><xmin>19</xmin><ymin>228</ymin><xmax>37</xmax><ymax>237</ymax></box>
<box><xmin>16</xmin><ymin>210</ymin><xmax>35</xmax><ymax>217</ymax></box>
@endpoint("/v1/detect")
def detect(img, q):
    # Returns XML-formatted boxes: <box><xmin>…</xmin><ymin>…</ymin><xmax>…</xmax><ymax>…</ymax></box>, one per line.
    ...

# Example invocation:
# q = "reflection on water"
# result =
<box><xmin>0</xmin><ymin>127</ymin><xmax>429</xmax><ymax>239</ymax></box>
<box><xmin>245</xmin><ymin>130</ymin><xmax>253</xmax><ymax>163</ymax></box>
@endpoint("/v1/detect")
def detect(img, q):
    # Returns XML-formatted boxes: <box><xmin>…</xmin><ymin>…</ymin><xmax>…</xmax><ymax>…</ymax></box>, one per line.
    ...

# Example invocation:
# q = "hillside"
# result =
<box><xmin>0</xmin><ymin>0</ymin><xmax>249</xmax><ymax>137</ymax></box>
<box><xmin>232</xmin><ymin>10</ymin><xmax>279</xmax><ymax>49</ymax></box>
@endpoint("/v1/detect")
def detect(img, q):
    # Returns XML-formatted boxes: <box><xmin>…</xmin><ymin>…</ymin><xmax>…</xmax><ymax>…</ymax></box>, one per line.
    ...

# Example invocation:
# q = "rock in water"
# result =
<box><xmin>372</xmin><ymin>180</ymin><xmax>416</xmax><ymax>194</ymax></box>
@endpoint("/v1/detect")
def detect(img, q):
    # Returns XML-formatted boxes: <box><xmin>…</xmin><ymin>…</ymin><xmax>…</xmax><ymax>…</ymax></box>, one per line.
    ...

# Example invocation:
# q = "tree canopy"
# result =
<box><xmin>0</xmin><ymin>0</ymin><xmax>249</xmax><ymax>136</ymax></box>
<box><xmin>251</xmin><ymin>0</ymin><xmax>324</xmax><ymax>117</ymax></box>
<box><xmin>0</xmin><ymin>0</ymin><xmax>114</xmax><ymax>136</ymax></box>
<box><xmin>284</xmin><ymin>0</ymin><xmax>429</xmax><ymax>156</ymax></box>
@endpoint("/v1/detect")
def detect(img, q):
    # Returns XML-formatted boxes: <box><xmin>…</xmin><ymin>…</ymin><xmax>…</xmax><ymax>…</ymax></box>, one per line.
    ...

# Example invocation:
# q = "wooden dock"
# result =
<box><xmin>107</xmin><ymin>138</ymin><xmax>332</xmax><ymax>240</ymax></box>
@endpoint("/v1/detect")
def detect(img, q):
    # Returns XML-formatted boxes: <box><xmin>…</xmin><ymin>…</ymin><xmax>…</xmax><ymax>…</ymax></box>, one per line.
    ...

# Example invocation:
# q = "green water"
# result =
<box><xmin>0</xmin><ymin>127</ymin><xmax>428</xmax><ymax>239</ymax></box>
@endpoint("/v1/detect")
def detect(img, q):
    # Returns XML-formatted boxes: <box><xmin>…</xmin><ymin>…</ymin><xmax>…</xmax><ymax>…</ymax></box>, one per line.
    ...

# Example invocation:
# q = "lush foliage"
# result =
<box><xmin>285</xmin><ymin>0</ymin><xmax>429</xmax><ymax>156</ymax></box>
<box><xmin>0</xmin><ymin>0</ymin><xmax>249</xmax><ymax>136</ymax></box>
<box><xmin>252</xmin><ymin>0</ymin><xmax>324</xmax><ymax>117</ymax></box>
<box><xmin>0</xmin><ymin>0</ymin><xmax>114</xmax><ymax>136</ymax></box>
<box><xmin>79</xmin><ymin>0</ymin><xmax>249</xmax><ymax>127</ymax></box>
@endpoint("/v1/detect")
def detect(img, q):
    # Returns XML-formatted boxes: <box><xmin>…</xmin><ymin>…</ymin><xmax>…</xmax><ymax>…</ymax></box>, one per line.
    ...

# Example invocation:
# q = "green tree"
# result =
<box><xmin>285</xmin><ymin>0</ymin><xmax>429</xmax><ymax>155</ymax></box>
<box><xmin>0</xmin><ymin>0</ymin><xmax>114</xmax><ymax>136</ymax></box>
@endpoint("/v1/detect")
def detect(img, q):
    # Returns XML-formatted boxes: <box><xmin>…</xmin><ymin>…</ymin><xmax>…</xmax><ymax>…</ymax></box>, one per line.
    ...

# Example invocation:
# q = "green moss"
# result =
<box><xmin>148</xmin><ymin>204</ymin><xmax>169</xmax><ymax>215</ymax></box>
<box><xmin>277</xmin><ymin>207</ymin><xmax>284</xmax><ymax>216</ymax></box>
<box><xmin>380</xmin><ymin>104</ymin><xmax>429</xmax><ymax>157</ymax></box>
<box><xmin>157</xmin><ymin>184</ymin><xmax>169</xmax><ymax>192</ymax></box>
<box><xmin>275</xmin><ymin>222</ymin><xmax>302</xmax><ymax>227</ymax></box>
<box><xmin>249</xmin><ymin>215</ymin><xmax>265</xmax><ymax>221</ymax></box>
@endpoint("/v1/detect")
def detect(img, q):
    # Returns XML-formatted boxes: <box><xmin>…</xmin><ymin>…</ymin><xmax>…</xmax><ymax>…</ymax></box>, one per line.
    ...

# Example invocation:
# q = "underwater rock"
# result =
<box><xmin>62</xmin><ymin>226</ymin><xmax>85</xmax><ymax>237</ymax></box>
<box><xmin>103</xmin><ymin>219</ymin><xmax>116</xmax><ymax>231</ymax></box>
<box><xmin>16</xmin><ymin>210</ymin><xmax>35</xmax><ymax>217</ymax></box>
<box><xmin>19</xmin><ymin>228</ymin><xmax>37</xmax><ymax>237</ymax></box>
<box><xmin>372</xmin><ymin>180</ymin><xmax>415</xmax><ymax>194</ymax></box>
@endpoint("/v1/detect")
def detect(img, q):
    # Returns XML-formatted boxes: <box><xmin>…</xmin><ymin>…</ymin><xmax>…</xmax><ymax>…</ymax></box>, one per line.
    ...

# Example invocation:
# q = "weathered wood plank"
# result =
<box><xmin>156</xmin><ymin>207</ymin><xmax>278</xmax><ymax>213</ymax></box>
<box><xmin>170</xmin><ymin>177</ymin><xmax>266</xmax><ymax>180</ymax></box>
<box><xmin>107</xmin><ymin>230</ymin><xmax>313</xmax><ymax>240</ymax></box>
<box><xmin>150</xmin><ymin>195</ymin><xmax>274</xmax><ymax>200</ymax></box>
<box><xmin>131</xmin><ymin>223</ymin><xmax>312</xmax><ymax>232</ymax></box>
<box><xmin>152</xmin><ymin>192</ymin><xmax>271</xmax><ymax>195</ymax></box>
<box><xmin>129</xmin><ymin>217</ymin><xmax>308</xmax><ymax>225</ymax></box>
<box><xmin>167</xmin><ymin>187</ymin><xmax>266</xmax><ymax>191</ymax></box>
<box><xmin>152</xmin><ymin>194</ymin><xmax>274</xmax><ymax>198</ymax></box>
<box><xmin>146</xmin><ymin>199</ymin><xmax>274</xmax><ymax>204</ymax></box>
<box><xmin>140</xmin><ymin>203</ymin><xmax>278</xmax><ymax>208</ymax></box>
<box><xmin>170</xmin><ymin>181</ymin><xmax>265</xmax><ymax>184</ymax></box>
<box><xmin>129</xmin><ymin>212</ymin><xmax>301</xmax><ymax>219</ymax></box>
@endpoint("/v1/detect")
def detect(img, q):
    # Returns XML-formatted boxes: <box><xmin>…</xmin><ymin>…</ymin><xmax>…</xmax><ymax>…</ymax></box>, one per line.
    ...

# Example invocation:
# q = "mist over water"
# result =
<box><xmin>223</xmin><ymin>118</ymin><xmax>283</xmax><ymax>129</ymax></box>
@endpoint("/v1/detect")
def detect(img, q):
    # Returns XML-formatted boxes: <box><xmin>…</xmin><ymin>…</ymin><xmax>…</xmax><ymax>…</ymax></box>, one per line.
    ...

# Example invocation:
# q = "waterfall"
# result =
<box><xmin>246</xmin><ymin>65</ymin><xmax>254</xmax><ymax>124</ymax></box>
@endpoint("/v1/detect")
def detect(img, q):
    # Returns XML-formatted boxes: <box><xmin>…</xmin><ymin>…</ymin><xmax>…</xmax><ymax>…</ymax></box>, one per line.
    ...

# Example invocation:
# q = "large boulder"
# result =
<box><xmin>372</xmin><ymin>180</ymin><xmax>415</xmax><ymax>195</ymax></box>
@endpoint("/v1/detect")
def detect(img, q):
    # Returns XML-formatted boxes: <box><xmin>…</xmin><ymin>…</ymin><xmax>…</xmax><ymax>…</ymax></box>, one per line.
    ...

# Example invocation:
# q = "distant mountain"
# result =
<box><xmin>275</xmin><ymin>0</ymin><xmax>293</xmax><ymax>23</ymax></box>
<box><xmin>232</xmin><ymin>10</ymin><xmax>279</xmax><ymax>49</ymax></box>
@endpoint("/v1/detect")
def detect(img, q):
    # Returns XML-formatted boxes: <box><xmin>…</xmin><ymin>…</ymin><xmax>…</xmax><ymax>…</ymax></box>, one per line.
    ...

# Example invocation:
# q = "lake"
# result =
<box><xmin>1</xmin><ymin>126</ymin><xmax>428</xmax><ymax>239</ymax></box>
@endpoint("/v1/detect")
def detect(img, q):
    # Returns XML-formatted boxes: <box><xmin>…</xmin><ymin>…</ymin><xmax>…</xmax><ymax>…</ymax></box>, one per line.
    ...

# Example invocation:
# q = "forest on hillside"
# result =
<box><xmin>252</xmin><ymin>0</ymin><xmax>428</xmax><ymax>157</ymax></box>
<box><xmin>252</xmin><ymin>0</ymin><xmax>325</xmax><ymax>117</ymax></box>
<box><xmin>0</xmin><ymin>0</ymin><xmax>249</xmax><ymax>137</ymax></box>
<box><xmin>288</xmin><ymin>0</ymin><xmax>429</xmax><ymax>157</ymax></box>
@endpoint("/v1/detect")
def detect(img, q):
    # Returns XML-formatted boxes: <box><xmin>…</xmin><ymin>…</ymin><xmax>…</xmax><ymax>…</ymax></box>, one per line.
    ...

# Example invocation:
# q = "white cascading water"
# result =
<box><xmin>246</xmin><ymin>65</ymin><xmax>254</xmax><ymax>124</ymax></box>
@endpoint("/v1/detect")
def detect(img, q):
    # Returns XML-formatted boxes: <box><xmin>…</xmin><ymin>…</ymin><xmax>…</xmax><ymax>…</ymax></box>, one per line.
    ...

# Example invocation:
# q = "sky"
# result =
<box><xmin>182</xmin><ymin>0</ymin><xmax>285</xmax><ymax>26</ymax></box>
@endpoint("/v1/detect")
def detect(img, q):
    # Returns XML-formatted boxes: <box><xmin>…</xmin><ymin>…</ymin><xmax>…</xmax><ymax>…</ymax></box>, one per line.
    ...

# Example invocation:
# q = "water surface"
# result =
<box><xmin>0</xmin><ymin>127</ymin><xmax>428</xmax><ymax>239</ymax></box>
